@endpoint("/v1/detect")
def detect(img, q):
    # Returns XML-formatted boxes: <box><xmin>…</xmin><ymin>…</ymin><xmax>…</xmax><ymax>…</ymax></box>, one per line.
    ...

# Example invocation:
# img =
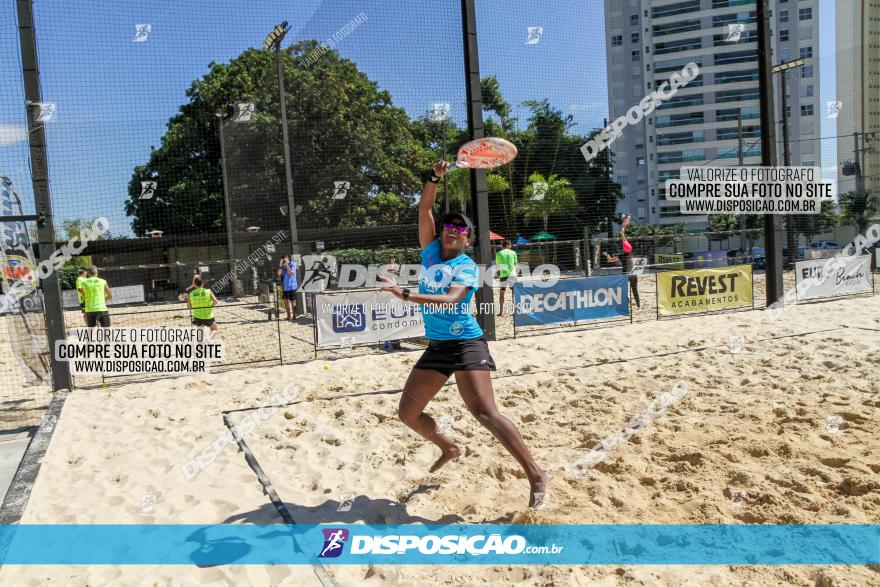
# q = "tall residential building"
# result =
<box><xmin>603</xmin><ymin>0</ymin><xmax>821</xmax><ymax>227</ymax></box>
<box><xmin>836</xmin><ymin>0</ymin><xmax>880</xmax><ymax>197</ymax></box>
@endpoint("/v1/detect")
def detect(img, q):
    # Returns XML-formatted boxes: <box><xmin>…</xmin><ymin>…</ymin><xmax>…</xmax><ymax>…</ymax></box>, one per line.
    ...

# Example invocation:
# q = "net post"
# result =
<box><xmin>16</xmin><ymin>0</ymin><xmax>71</xmax><ymax>391</ymax></box>
<box><xmin>460</xmin><ymin>0</ymin><xmax>495</xmax><ymax>341</ymax></box>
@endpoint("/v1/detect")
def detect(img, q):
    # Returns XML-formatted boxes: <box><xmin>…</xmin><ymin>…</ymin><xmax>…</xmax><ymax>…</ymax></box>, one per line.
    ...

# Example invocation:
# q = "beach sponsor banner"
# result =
<box><xmin>62</xmin><ymin>285</ymin><xmax>145</xmax><ymax>308</ymax></box>
<box><xmin>804</xmin><ymin>248</ymin><xmax>838</xmax><ymax>260</ymax></box>
<box><xmin>512</xmin><ymin>275</ymin><xmax>629</xmax><ymax>327</ymax></box>
<box><xmin>631</xmin><ymin>257</ymin><xmax>648</xmax><ymax>275</ymax></box>
<box><xmin>657</xmin><ymin>265</ymin><xmax>753</xmax><ymax>316</ymax></box>
<box><xmin>314</xmin><ymin>289</ymin><xmax>423</xmax><ymax>348</ymax></box>
<box><xmin>687</xmin><ymin>250</ymin><xmax>728</xmax><ymax>269</ymax></box>
<box><xmin>0</xmin><ymin>524</ymin><xmax>875</xmax><ymax>565</ymax></box>
<box><xmin>654</xmin><ymin>253</ymin><xmax>684</xmax><ymax>269</ymax></box>
<box><xmin>0</xmin><ymin>174</ymin><xmax>48</xmax><ymax>382</ymax></box>
<box><xmin>795</xmin><ymin>255</ymin><xmax>872</xmax><ymax>300</ymax></box>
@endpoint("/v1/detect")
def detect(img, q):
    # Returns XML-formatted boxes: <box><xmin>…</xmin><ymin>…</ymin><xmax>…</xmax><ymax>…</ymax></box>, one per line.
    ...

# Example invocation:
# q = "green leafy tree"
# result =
<box><xmin>440</xmin><ymin>168</ymin><xmax>509</xmax><ymax>213</ymax></box>
<box><xmin>518</xmin><ymin>172</ymin><xmax>577</xmax><ymax>231</ymax></box>
<box><xmin>838</xmin><ymin>189</ymin><xmax>878</xmax><ymax>235</ymax></box>
<box><xmin>125</xmin><ymin>42</ymin><xmax>430</xmax><ymax>236</ymax></box>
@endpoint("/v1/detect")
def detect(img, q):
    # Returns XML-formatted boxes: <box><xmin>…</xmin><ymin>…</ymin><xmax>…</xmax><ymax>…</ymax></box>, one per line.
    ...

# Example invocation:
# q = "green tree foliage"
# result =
<box><xmin>838</xmin><ymin>189</ymin><xmax>878</xmax><ymax>234</ymax></box>
<box><xmin>125</xmin><ymin>42</ymin><xmax>431</xmax><ymax>236</ymax></box>
<box><xmin>125</xmin><ymin>46</ymin><xmax>624</xmax><ymax>243</ymax></box>
<box><xmin>517</xmin><ymin>172</ymin><xmax>577</xmax><ymax>231</ymax></box>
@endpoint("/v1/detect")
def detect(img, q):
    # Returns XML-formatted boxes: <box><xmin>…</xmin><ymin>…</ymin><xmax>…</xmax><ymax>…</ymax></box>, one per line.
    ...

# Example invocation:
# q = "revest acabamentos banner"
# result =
<box><xmin>657</xmin><ymin>265</ymin><xmax>753</xmax><ymax>316</ymax></box>
<box><xmin>314</xmin><ymin>289</ymin><xmax>424</xmax><ymax>348</ymax></box>
<box><xmin>512</xmin><ymin>275</ymin><xmax>629</xmax><ymax>327</ymax></box>
<box><xmin>795</xmin><ymin>254</ymin><xmax>872</xmax><ymax>300</ymax></box>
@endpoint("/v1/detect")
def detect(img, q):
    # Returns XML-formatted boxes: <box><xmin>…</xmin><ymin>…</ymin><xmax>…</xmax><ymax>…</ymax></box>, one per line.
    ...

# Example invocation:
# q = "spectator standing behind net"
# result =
<box><xmin>383</xmin><ymin>256</ymin><xmax>402</xmax><ymax>351</ymax></box>
<box><xmin>495</xmin><ymin>240</ymin><xmax>518</xmax><ymax>317</ymax></box>
<box><xmin>75</xmin><ymin>268</ymin><xmax>88</xmax><ymax>325</ymax></box>
<box><xmin>278</xmin><ymin>254</ymin><xmax>299</xmax><ymax>321</ymax></box>
<box><xmin>187</xmin><ymin>276</ymin><xmax>219</xmax><ymax>336</ymax></box>
<box><xmin>185</xmin><ymin>263</ymin><xmax>205</xmax><ymax>292</ymax></box>
<box><xmin>78</xmin><ymin>265</ymin><xmax>112</xmax><ymax>327</ymax></box>
<box><xmin>603</xmin><ymin>215</ymin><xmax>641</xmax><ymax>309</ymax></box>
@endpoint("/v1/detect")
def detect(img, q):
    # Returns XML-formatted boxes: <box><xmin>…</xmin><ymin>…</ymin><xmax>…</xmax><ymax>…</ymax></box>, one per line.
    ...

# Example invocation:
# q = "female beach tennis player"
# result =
<box><xmin>380</xmin><ymin>160</ymin><xmax>549</xmax><ymax>510</ymax></box>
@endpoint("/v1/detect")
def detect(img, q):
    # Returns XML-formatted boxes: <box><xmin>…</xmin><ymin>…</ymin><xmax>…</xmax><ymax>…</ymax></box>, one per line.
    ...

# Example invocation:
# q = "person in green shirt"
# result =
<box><xmin>494</xmin><ymin>240</ymin><xmax>518</xmax><ymax>316</ymax></box>
<box><xmin>75</xmin><ymin>269</ymin><xmax>88</xmax><ymax>324</ymax></box>
<box><xmin>187</xmin><ymin>276</ymin><xmax>219</xmax><ymax>336</ymax></box>
<box><xmin>78</xmin><ymin>266</ymin><xmax>112</xmax><ymax>328</ymax></box>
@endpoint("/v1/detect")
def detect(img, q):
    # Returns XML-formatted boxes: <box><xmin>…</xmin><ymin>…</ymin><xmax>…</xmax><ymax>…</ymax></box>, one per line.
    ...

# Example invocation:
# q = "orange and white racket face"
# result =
<box><xmin>455</xmin><ymin>137</ymin><xmax>518</xmax><ymax>168</ymax></box>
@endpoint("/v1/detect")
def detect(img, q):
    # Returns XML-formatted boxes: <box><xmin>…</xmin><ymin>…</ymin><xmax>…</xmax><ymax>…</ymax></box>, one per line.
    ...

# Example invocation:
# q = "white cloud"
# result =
<box><xmin>0</xmin><ymin>123</ymin><xmax>28</xmax><ymax>146</ymax></box>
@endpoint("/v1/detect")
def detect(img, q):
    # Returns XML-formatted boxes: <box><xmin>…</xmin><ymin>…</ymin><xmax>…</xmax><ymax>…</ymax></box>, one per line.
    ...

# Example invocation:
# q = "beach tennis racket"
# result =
<box><xmin>448</xmin><ymin>137</ymin><xmax>518</xmax><ymax>170</ymax></box>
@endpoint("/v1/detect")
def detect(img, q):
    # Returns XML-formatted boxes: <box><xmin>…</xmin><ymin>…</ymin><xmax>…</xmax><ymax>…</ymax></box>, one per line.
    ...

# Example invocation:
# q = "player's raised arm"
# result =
<box><xmin>419</xmin><ymin>161</ymin><xmax>448</xmax><ymax>249</ymax></box>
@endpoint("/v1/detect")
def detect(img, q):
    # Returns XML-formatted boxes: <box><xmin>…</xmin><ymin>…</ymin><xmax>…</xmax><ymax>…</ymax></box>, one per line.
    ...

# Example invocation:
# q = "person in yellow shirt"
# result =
<box><xmin>78</xmin><ymin>266</ymin><xmax>112</xmax><ymax>328</ymax></box>
<box><xmin>494</xmin><ymin>240</ymin><xmax>518</xmax><ymax>316</ymax></box>
<box><xmin>74</xmin><ymin>269</ymin><xmax>88</xmax><ymax>325</ymax></box>
<box><xmin>187</xmin><ymin>276</ymin><xmax>219</xmax><ymax>336</ymax></box>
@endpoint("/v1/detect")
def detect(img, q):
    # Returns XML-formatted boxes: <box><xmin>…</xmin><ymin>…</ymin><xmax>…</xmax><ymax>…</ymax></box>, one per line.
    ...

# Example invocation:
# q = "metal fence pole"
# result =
<box><xmin>756</xmin><ymin>0</ymin><xmax>783</xmax><ymax>306</ymax></box>
<box><xmin>461</xmin><ymin>0</ymin><xmax>496</xmax><ymax>340</ymax></box>
<box><xmin>16</xmin><ymin>0</ymin><xmax>71</xmax><ymax>391</ymax></box>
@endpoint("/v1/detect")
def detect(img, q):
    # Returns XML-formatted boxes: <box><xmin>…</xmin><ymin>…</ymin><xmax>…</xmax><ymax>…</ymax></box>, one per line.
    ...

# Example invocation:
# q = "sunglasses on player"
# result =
<box><xmin>443</xmin><ymin>222</ymin><xmax>471</xmax><ymax>234</ymax></box>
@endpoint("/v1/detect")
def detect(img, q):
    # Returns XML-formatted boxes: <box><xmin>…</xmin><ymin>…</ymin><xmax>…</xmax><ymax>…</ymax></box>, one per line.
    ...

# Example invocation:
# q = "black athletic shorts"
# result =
<box><xmin>192</xmin><ymin>317</ymin><xmax>215</xmax><ymax>327</ymax></box>
<box><xmin>282</xmin><ymin>290</ymin><xmax>297</xmax><ymax>301</ymax></box>
<box><xmin>85</xmin><ymin>311</ymin><xmax>110</xmax><ymax>328</ymax></box>
<box><xmin>414</xmin><ymin>337</ymin><xmax>496</xmax><ymax>377</ymax></box>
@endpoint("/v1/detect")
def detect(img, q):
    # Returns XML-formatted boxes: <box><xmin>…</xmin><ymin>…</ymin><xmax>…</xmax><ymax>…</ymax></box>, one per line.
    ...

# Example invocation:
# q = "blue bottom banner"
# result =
<box><xmin>0</xmin><ymin>524</ymin><xmax>876</xmax><ymax>565</ymax></box>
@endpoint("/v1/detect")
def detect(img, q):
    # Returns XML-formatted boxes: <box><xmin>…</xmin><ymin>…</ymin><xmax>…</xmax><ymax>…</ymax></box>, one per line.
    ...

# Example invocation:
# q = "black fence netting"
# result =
<box><xmin>1</xmin><ymin>0</ymin><xmax>876</xmax><ymax>389</ymax></box>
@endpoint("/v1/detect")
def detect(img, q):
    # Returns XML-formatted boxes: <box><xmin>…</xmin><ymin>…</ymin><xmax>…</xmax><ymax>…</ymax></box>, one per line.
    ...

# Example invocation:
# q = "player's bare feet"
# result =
<box><xmin>429</xmin><ymin>445</ymin><xmax>461</xmax><ymax>473</ymax></box>
<box><xmin>529</xmin><ymin>470</ymin><xmax>550</xmax><ymax>510</ymax></box>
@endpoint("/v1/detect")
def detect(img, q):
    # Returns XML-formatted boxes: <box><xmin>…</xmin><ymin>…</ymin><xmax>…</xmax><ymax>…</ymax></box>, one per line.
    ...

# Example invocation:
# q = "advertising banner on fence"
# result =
<box><xmin>657</xmin><ymin>264</ymin><xmax>753</xmax><ymax>316</ymax></box>
<box><xmin>315</xmin><ymin>289</ymin><xmax>424</xmax><ymax>348</ymax></box>
<box><xmin>795</xmin><ymin>254</ymin><xmax>872</xmax><ymax>300</ymax></box>
<box><xmin>62</xmin><ymin>285</ymin><xmax>145</xmax><ymax>309</ymax></box>
<box><xmin>512</xmin><ymin>275</ymin><xmax>629</xmax><ymax>327</ymax></box>
<box><xmin>687</xmin><ymin>250</ymin><xmax>729</xmax><ymax>269</ymax></box>
<box><xmin>654</xmin><ymin>253</ymin><xmax>684</xmax><ymax>269</ymax></box>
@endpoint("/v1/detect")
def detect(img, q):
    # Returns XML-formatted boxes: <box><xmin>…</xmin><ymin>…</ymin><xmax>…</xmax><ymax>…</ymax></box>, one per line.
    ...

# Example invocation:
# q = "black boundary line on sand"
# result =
<box><xmin>0</xmin><ymin>390</ymin><xmax>68</xmax><ymax>569</ymax></box>
<box><xmin>221</xmin><ymin>414</ymin><xmax>338</xmax><ymax>587</ymax></box>
<box><xmin>0</xmin><ymin>389</ymin><xmax>67</xmax><ymax>525</ymax></box>
<box><xmin>218</xmin><ymin>324</ymin><xmax>856</xmax><ymax>576</ymax></box>
<box><xmin>221</xmin><ymin>326</ymin><xmax>848</xmax><ymax>416</ymax></box>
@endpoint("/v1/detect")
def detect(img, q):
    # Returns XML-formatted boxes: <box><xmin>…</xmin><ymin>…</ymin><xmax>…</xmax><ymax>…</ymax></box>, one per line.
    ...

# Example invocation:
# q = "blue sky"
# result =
<box><xmin>1</xmin><ymin>0</ymin><xmax>839</xmax><ymax>236</ymax></box>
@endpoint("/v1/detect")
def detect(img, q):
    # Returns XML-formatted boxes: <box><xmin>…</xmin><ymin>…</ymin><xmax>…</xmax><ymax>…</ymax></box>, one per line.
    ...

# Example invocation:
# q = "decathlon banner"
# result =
<box><xmin>795</xmin><ymin>255</ymin><xmax>872</xmax><ymax>300</ymax></box>
<box><xmin>314</xmin><ymin>289</ymin><xmax>423</xmax><ymax>348</ymax></box>
<box><xmin>512</xmin><ymin>275</ymin><xmax>629</xmax><ymax>327</ymax></box>
<box><xmin>0</xmin><ymin>524</ymin><xmax>875</xmax><ymax>565</ymax></box>
<box><xmin>657</xmin><ymin>264</ymin><xmax>753</xmax><ymax>316</ymax></box>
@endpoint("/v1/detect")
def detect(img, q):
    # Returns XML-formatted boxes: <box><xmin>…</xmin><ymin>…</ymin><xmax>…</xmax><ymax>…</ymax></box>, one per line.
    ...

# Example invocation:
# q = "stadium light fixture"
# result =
<box><xmin>771</xmin><ymin>58</ymin><xmax>805</xmax><ymax>74</ymax></box>
<box><xmin>263</xmin><ymin>21</ymin><xmax>289</xmax><ymax>51</ymax></box>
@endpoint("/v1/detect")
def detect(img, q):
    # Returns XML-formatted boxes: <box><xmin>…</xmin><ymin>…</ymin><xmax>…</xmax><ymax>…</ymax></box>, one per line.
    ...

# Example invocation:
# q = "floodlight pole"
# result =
<box><xmin>274</xmin><ymin>45</ymin><xmax>300</xmax><ymax>255</ymax></box>
<box><xmin>216</xmin><ymin>110</ymin><xmax>237</xmax><ymax>300</ymax></box>
<box><xmin>756</xmin><ymin>0</ymin><xmax>783</xmax><ymax>307</ymax></box>
<box><xmin>771</xmin><ymin>58</ymin><xmax>804</xmax><ymax>269</ymax></box>
<box><xmin>266</xmin><ymin>22</ymin><xmax>305</xmax><ymax>313</ymax></box>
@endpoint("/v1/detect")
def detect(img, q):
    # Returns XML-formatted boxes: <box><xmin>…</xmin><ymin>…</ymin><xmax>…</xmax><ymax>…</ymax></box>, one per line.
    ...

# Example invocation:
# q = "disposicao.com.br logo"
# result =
<box><xmin>318</xmin><ymin>528</ymin><xmax>563</xmax><ymax>558</ymax></box>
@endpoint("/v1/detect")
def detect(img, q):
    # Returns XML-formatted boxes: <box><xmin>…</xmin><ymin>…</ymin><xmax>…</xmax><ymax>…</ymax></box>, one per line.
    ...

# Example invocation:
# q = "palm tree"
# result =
<box><xmin>838</xmin><ymin>189</ymin><xmax>878</xmax><ymax>235</ymax></box>
<box><xmin>441</xmin><ymin>168</ymin><xmax>509</xmax><ymax>212</ymax></box>
<box><xmin>517</xmin><ymin>172</ymin><xmax>577</xmax><ymax>231</ymax></box>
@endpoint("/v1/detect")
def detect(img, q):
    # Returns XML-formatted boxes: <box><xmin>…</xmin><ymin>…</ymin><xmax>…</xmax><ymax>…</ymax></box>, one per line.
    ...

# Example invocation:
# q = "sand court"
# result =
<box><xmin>2</xmin><ymin>294</ymin><xmax>878</xmax><ymax>585</ymax></box>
